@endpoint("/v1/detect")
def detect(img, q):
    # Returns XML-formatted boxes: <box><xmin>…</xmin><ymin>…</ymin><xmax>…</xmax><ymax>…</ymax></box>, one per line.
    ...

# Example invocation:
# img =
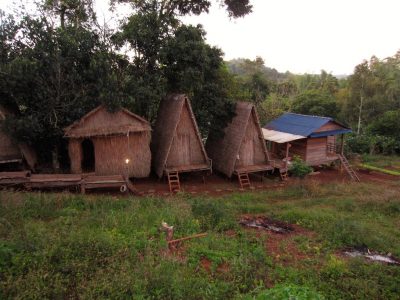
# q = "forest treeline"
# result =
<box><xmin>0</xmin><ymin>0</ymin><xmax>399</xmax><ymax>169</ymax></box>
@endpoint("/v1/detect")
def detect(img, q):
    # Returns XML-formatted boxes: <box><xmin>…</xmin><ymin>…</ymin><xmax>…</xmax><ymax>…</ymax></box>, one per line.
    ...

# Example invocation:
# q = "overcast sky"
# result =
<box><xmin>2</xmin><ymin>0</ymin><xmax>400</xmax><ymax>75</ymax></box>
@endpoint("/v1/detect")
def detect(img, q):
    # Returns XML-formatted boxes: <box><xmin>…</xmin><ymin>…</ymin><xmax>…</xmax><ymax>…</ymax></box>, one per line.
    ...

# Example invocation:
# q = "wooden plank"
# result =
<box><xmin>0</xmin><ymin>171</ymin><xmax>30</xmax><ymax>179</ymax></box>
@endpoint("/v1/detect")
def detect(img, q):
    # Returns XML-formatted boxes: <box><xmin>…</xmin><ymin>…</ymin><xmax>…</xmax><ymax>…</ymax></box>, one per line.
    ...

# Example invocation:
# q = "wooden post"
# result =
<box><xmin>340</xmin><ymin>134</ymin><xmax>345</xmax><ymax>173</ymax></box>
<box><xmin>285</xmin><ymin>143</ymin><xmax>290</xmax><ymax>169</ymax></box>
<box><xmin>340</xmin><ymin>134</ymin><xmax>345</xmax><ymax>155</ymax></box>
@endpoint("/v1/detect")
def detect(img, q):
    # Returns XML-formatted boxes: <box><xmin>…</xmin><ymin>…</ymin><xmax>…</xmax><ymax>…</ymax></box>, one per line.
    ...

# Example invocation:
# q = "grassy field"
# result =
<box><xmin>361</xmin><ymin>154</ymin><xmax>400</xmax><ymax>170</ymax></box>
<box><xmin>1</xmin><ymin>179</ymin><xmax>400</xmax><ymax>299</ymax></box>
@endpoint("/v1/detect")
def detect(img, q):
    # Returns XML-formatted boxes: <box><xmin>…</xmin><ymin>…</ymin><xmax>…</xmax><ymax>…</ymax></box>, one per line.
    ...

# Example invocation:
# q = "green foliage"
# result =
<box><xmin>367</xmin><ymin>110</ymin><xmax>400</xmax><ymax>140</ymax></box>
<box><xmin>2</xmin><ymin>180</ymin><xmax>400</xmax><ymax>299</ymax></box>
<box><xmin>345</xmin><ymin>133</ymin><xmax>400</xmax><ymax>155</ymax></box>
<box><xmin>190</xmin><ymin>198</ymin><xmax>236</xmax><ymax>231</ymax></box>
<box><xmin>249</xmin><ymin>284</ymin><xmax>325</xmax><ymax>300</ymax></box>
<box><xmin>289</xmin><ymin>156</ymin><xmax>313</xmax><ymax>178</ymax></box>
<box><xmin>292</xmin><ymin>90</ymin><xmax>338</xmax><ymax>118</ymax></box>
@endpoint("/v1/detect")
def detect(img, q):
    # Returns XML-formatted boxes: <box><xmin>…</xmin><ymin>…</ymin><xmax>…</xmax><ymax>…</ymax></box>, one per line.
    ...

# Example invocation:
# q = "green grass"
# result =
<box><xmin>359</xmin><ymin>163</ymin><xmax>400</xmax><ymax>176</ymax></box>
<box><xmin>1</xmin><ymin>181</ymin><xmax>400</xmax><ymax>299</ymax></box>
<box><xmin>361</xmin><ymin>154</ymin><xmax>400</xmax><ymax>170</ymax></box>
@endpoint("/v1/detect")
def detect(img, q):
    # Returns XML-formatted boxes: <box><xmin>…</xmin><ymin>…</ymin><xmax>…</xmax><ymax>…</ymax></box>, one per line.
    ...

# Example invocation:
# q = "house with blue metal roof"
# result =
<box><xmin>262</xmin><ymin>113</ymin><xmax>352</xmax><ymax>167</ymax></box>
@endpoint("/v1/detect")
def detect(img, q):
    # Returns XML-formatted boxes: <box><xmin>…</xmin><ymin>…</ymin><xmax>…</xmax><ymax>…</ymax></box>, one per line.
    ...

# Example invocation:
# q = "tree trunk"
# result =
<box><xmin>357</xmin><ymin>83</ymin><xmax>364</xmax><ymax>135</ymax></box>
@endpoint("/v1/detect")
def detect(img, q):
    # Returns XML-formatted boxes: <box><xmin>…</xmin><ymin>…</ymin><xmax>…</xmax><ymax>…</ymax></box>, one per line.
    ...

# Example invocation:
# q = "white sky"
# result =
<box><xmin>2</xmin><ymin>0</ymin><xmax>400</xmax><ymax>75</ymax></box>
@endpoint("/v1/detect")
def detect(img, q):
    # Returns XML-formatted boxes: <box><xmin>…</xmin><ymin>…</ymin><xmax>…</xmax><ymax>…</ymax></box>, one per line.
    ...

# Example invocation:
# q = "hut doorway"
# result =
<box><xmin>81</xmin><ymin>139</ymin><xmax>95</xmax><ymax>172</ymax></box>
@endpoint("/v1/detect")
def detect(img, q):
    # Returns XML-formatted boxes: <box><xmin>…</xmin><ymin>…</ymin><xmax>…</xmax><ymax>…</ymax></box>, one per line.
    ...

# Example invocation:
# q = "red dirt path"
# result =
<box><xmin>129</xmin><ymin>166</ymin><xmax>398</xmax><ymax>197</ymax></box>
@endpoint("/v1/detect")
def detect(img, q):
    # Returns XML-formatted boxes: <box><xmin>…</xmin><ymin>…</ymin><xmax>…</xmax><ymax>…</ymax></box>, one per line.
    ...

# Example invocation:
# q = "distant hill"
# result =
<box><xmin>226</xmin><ymin>58</ymin><xmax>291</xmax><ymax>82</ymax></box>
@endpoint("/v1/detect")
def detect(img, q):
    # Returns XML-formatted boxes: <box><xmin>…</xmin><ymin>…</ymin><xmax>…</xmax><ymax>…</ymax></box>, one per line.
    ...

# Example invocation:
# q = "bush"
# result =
<box><xmin>345</xmin><ymin>133</ymin><xmax>400</xmax><ymax>155</ymax></box>
<box><xmin>289</xmin><ymin>156</ymin><xmax>313</xmax><ymax>178</ymax></box>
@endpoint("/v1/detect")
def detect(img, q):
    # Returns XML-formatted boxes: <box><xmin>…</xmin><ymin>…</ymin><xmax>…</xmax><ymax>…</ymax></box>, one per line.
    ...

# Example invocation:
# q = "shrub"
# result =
<box><xmin>250</xmin><ymin>284</ymin><xmax>325</xmax><ymax>300</ymax></box>
<box><xmin>289</xmin><ymin>156</ymin><xmax>313</xmax><ymax>178</ymax></box>
<box><xmin>345</xmin><ymin>133</ymin><xmax>400</xmax><ymax>155</ymax></box>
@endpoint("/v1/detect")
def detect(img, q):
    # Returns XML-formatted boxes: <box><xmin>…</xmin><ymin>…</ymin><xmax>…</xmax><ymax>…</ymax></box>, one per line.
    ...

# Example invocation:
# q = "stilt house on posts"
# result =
<box><xmin>64</xmin><ymin>105</ymin><xmax>151</xmax><ymax>178</ymax></box>
<box><xmin>0</xmin><ymin>105</ymin><xmax>37</xmax><ymax>171</ymax></box>
<box><xmin>263</xmin><ymin>113</ymin><xmax>359</xmax><ymax>181</ymax></box>
<box><xmin>206</xmin><ymin>102</ymin><xmax>274</xmax><ymax>188</ymax></box>
<box><xmin>151</xmin><ymin>94</ymin><xmax>212</xmax><ymax>192</ymax></box>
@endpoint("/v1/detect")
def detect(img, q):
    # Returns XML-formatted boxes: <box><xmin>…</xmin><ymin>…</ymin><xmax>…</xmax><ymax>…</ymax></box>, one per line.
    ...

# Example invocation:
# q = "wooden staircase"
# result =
<box><xmin>279</xmin><ymin>169</ymin><xmax>289</xmax><ymax>181</ymax></box>
<box><xmin>238</xmin><ymin>172</ymin><xmax>251</xmax><ymax>189</ymax></box>
<box><xmin>167</xmin><ymin>171</ymin><xmax>181</xmax><ymax>193</ymax></box>
<box><xmin>338</xmin><ymin>154</ymin><xmax>360</xmax><ymax>182</ymax></box>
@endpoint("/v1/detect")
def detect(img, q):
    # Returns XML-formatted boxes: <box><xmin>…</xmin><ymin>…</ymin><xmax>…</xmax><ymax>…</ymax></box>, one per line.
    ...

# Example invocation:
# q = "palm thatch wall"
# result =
<box><xmin>151</xmin><ymin>94</ymin><xmax>211</xmax><ymax>178</ymax></box>
<box><xmin>0</xmin><ymin>105</ymin><xmax>37</xmax><ymax>170</ymax></box>
<box><xmin>65</xmin><ymin>106</ymin><xmax>151</xmax><ymax>177</ymax></box>
<box><xmin>206</xmin><ymin>102</ymin><xmax>270</xmax><ymax>177</ymax></box>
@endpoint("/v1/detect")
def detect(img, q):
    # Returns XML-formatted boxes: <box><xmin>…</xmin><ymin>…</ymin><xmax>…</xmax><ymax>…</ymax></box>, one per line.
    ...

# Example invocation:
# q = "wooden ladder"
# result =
<box><xmin>338</xmin><ymin>154</ymin><xmax>360</xmax><ymax>182</ymax></box>
<box><xmin>167</xmin><ymin>171</ymin><xmax>181</xmax><ymax>193</ymax></box>
<box><xmin>238</xmin><ymin>172</ymin><xmax>251</xmax><ymax>189</ymax></box>
<box><xmin>280</xmin><ymin>169</ymin><xmax>289</xmax><ymax>181</ymax></box>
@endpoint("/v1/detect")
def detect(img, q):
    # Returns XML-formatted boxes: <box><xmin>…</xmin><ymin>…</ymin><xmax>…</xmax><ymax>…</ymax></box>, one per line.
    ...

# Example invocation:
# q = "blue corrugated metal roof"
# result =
<box><xmin>264</xmin><ymin>113</ymin><xmax>351</xmax><ymax>137</ymax></box>
<box><xmin>310</xmin><ymin>129</ymin><xmax>352</xmax><ymax>138</ymax></box>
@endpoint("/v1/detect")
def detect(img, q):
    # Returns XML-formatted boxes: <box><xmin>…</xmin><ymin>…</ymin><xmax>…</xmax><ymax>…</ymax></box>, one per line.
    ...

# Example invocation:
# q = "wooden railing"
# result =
<box><xmin>326</xmin><ymin>142</ymin><xmax>337</xmax><ymax>154</ymax></box>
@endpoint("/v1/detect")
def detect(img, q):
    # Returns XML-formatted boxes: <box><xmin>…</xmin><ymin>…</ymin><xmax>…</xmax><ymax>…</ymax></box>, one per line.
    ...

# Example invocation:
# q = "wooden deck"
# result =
<box><xmin>233</xmin><ymin>164</ymin><xmax>274</xmax><ymax>175</ymax></box>
<box><xmin>27</xmin><ymin>174</ymin><xmax>82</xmax><ymax>189</ymax></box>
<box><xmin>0</xmin><ymin>171</ymin><xmax>30</xmax><ymax>185</ymax></box>
<box><xmin>81</xmin><ymin>175</ymin><xmax>135</xmax><ymax>193</ymax></box>
<box><xmin>165</xmin><ymin>163</ymin><xmax>211</xmax><ymax>174</ymax></box>
<box><xmin>0</xmin><ymin>172</ymin><xmax>136</xmax><ymax>194</ymax></box>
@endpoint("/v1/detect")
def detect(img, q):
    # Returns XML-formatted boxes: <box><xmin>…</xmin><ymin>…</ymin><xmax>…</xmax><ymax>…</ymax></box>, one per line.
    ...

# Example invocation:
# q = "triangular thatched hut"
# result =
<box><xmin>64</xmin><ymin>105</ymin><xmax>151</xmax><ymax>178</ymax></box>
<box><xmin>151</xmin><ymin>94</ymin><xmax>211</xmax><ymax>180</ymax></box>
<box><xmin>206</xmin><ymin>102</ymin><xmax>273</xmax><ymax>186</ymax></box>
<box><xmin>0</xmin><ymin>105</ymin><xmax>37</xmax><ymax>171</ymax></box>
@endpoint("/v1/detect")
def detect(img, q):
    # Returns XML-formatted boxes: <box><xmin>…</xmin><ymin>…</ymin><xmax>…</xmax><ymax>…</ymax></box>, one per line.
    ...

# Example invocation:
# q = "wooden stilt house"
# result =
<box><xmin>206</xmin><ymin>102</ymin><xmax>274</xmax><ymax>188</ymax></box>
<box><xmin>64</xmin><ymin>105</ymin><xmax>151</xmax><ymax>178</ymax></box>
<box><xmin>263</xmin><ymin>113</ymin><xmax>359</xmax><ymax>181</ymax></box>
<box><xmin>151</xmin><ymin>94</ymin><xmax>212</xmax><ymax>191</ymax></box>
<box><xmin>0</xmin><ymin>105</ymin><xmax>37</xmax><ymax>171</ymax></box>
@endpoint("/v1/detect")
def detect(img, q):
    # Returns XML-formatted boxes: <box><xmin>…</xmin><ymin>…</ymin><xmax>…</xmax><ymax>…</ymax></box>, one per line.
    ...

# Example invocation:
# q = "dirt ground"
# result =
<box><xmin>3</xmin><ymin>165</ymin><xmax>397</xmax><ymax>196</ymax></box>
<box><xmin>129</xmin><ymin>166</ymin><xmax>399</xmax><ymax>197</ymax></box>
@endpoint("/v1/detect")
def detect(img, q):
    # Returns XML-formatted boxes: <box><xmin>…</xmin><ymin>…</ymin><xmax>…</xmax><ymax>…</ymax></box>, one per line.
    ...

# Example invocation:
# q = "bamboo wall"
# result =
<box><xmin>68</xmin><ymin>139</ymin><xmax>83</xmax><ymax>173</ymax></box>
<box><xmin>68</xmin><ymin>132</ymin><xmax>151</xmax><ymax>178</ymax></box>
<box><xmin>166</xmin><ymin>103</ymin><xmax>205</xmax><ymax>168</ymax></box>
<box><xmin>0</xmin><ymin>129</ymin><xmax>21</xmax><ymax>161</ymax></box>
<box><xmin>236</xmin><ymin>111</ymin><xmax>266</xmax><ymax>168</ymax></box>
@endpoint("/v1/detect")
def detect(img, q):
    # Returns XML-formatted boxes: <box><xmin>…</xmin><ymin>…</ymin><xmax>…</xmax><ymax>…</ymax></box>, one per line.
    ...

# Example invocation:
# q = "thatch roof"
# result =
<box><xmin>0</xmin><ymin>105</ymin><xmax>37</xmax><ymax>170</ymax></box>
<box><xmin>64</xmin><ymin>105</ymin><xmax>151</xmax><ymax>138</ymax></box>
<box><xmin>206</xmin><ymin>102</ymin><xmax>270</xmax><ymax>177</ymax></box>
<box><xmin>151</xmin><ymin>94</ymin><xmax>209</xmax><ymax>178</ymax></box>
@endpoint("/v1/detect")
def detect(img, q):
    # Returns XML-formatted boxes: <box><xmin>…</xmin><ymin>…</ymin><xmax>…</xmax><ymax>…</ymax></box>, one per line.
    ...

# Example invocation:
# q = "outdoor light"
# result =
<box><xmin>125</xmin><ymin>158</ymin><xmax>130</xmax><ymax>164</ymax></box>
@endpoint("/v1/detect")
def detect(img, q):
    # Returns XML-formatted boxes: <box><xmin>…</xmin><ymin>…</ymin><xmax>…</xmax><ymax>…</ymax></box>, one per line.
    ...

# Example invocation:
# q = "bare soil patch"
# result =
<box><xmin>240</xmin><ymin>215</ymin><xmax>316</xmax><ymax>266</ymax></box>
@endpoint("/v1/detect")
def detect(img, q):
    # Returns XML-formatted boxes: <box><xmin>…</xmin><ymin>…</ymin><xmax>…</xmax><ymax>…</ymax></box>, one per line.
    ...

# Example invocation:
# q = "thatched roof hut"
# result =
<box><xmin>64</xmin><ymin>105</ymin><xmax>151</xmax><ymax>177</ymax></box>
<box><xmin>151</xmin><ymin>94</ymin><xmax>211</xmax><ymax>178</ymax></box>
<box><xmin>0</xmin><ymin>105</ymin><xmax>37</xmax><ymax>170</ymax></box>
<box><xmin>206</xmin><ymin>102</ymin><xmax>273</xmax><ymax>178</ymax></box>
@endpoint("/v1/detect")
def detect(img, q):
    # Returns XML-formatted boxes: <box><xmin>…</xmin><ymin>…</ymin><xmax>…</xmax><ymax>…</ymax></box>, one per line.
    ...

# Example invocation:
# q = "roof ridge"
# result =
<box><xmin>285</xmin><ymin>112</ymin><xmax>332</xmax><ymax>120</ymax></box>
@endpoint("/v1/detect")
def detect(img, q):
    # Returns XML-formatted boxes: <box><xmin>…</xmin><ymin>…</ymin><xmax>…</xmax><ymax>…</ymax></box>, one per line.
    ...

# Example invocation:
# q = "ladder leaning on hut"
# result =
<box><xmin>237</xmin><ymin>172</ymin><xmax>251</xmax><ymax>189</ymax></box>
<box><xmin>167</xmin><ymin>170</ymin><xmax>181</xmax><ymax>193</ymax></box>
<box><xmin>338</xmin><ymin>154</ymin><xmax>360</xmax><ymax>182</ymax></box>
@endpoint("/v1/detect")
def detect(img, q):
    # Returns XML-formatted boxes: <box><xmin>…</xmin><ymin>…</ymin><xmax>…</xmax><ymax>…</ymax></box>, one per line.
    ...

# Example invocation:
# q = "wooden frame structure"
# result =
<box><xmin>206</xmin><ymin>102</ymin><xmax>274</xmax><ymax>187</ymax></box>
<box><xmin>263</xmin><ymin>112</ymin><xmax>359</xmax><ymax>181</ymax></box>
<box><xmin>263</xmin><ymin>113</ymin><xmax>352</xmax><ymax>167</ymax></box>
<box><xmin>64</xmin><ymin>105</ymin><xmax>151</xmax><ymax>178</ymax></box>
<box><xmin>151</xmin><ymin>94</ymin><xmax>211</xmax><ymax>191</ymax></box>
